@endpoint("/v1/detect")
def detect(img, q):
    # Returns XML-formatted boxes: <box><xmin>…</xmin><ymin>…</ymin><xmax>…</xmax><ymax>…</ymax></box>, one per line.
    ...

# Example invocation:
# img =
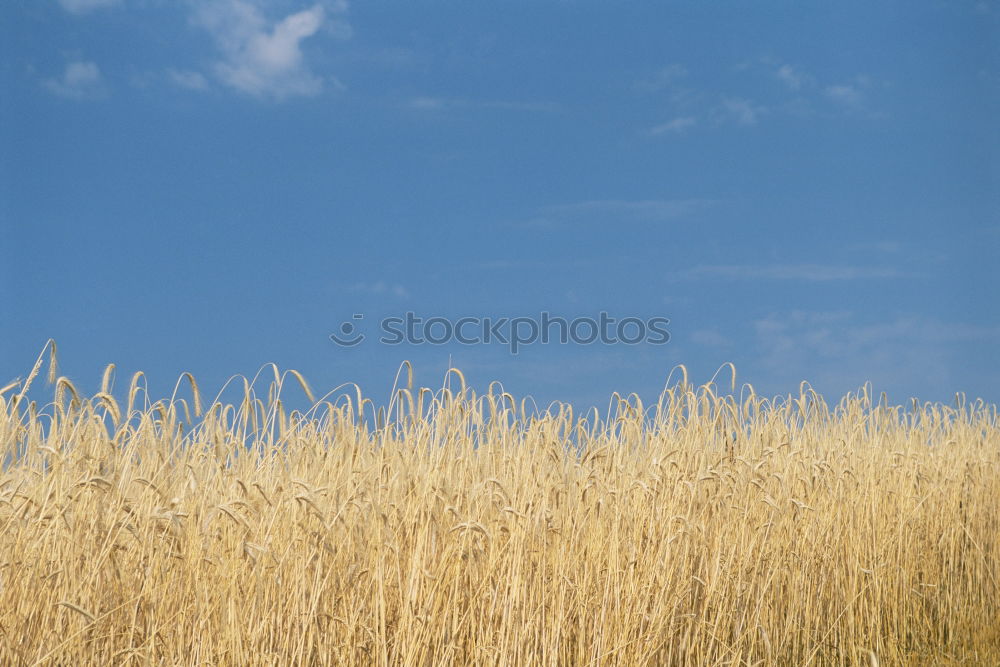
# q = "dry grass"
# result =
<box><xmin>1</xmin><ymin>347</ymin><xmax>998</xmax><ymax>665</ymax></box>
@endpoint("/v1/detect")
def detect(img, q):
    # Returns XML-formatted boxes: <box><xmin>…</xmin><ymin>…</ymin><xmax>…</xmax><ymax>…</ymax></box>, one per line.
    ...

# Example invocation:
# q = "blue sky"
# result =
<box><xmin>2</xmin><ymin>0</ymin><xmax>998</xmax><ymax>409</ymax></box>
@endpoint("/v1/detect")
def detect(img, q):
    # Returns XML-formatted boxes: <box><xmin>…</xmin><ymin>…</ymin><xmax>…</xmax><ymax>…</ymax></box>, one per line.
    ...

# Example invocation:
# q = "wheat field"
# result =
<box><xmin>1</xmin><ymin>344</ymin><xmax>997</xmax><ymax>665</ymax></box>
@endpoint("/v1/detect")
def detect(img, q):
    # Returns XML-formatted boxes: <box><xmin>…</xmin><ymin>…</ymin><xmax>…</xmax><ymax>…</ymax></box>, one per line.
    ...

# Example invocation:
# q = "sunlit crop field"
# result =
<box><xmin>2</xmin><ymin>346</ymin><xmax>998</xmax><ymax>665</ymax></box>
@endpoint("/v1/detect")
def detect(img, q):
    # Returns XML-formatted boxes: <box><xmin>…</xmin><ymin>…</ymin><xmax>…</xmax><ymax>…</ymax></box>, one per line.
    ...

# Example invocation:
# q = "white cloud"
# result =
<box><xmin>409</xmin><ymin>96</ymin><xmax>446</xmax><ymax>110</ymax></box>
<box><xmin>58</xmin><ymin>0</ymin><xmax>120</xmax><ymax>14</ymax></box>
<box><xmin>474</xmin><ymin>257</ymin><xmax>601</xmax><ymax>271</ymax></box>
<box><xmin>638</xmin><ymin>59</ymin><xmax>876</xmax><ymax>136</ymax></box>
<box><xmin>718</xmin><ymin>97</ymin><xmax>767</xmax><ymax>125</ymax></box>
<box><xmin>851</xmin><ymin>240</ymin><xmax>902</xmax><ymax>254</ymax></box>
<box><xmin>748</xmin><ymin>311</ymin><xmax>1000</xmax><ymax>401</ymax></box>
<box><xmin>775</xmin><ymin>64</ymin><xmax>812</xmax><ymax>90</ymax></box>
<box><xmin>650</xmin><ymin>116</ymin><xmax>697</xmax><ymax>135</ymax></box>
<box><xmin>824</xmin><ymin>84</ymin><xmax>863</xmax><ymax>108</ymax></box>
<box><xmin>407</xmin><ymin>97</ymin><xmax>558</xmax><ymax>113</ymax></box>
<box><xmin>681</xmin><ymin>264</ymin><xmax>904</xmax><ymax>282</ymax></box>
<box><xmin>43</xmin><ymin>61</ymin><xmax>106</xmax><ymax>99</ymax></box>
<box><xmin>635</xmin><ymin>64</ymin><xmax>688</xmax><ymax>92</ymax></box>
<box><xmin>191</xmin><ymin>1</ymin><xmax>349</xmax><ymax>100</ymax></box>
<box><xmin>514</xmin><ymin>199</ymin><xmax>711</xmax><ymax>230</ymax></box>
<box><xmin>167</xmin><ymin>68</ymin><xmax>209</xmax><ymax>91</ymax></box>
<box><xmin>746</xmin><ymin>59</ymin><xmax>877</xmax><ymax>116</ymax></box>
<box><xmin>543</xmin><ymin>199</ymin><xmax>712</xmax><ymax>223</ymax></box>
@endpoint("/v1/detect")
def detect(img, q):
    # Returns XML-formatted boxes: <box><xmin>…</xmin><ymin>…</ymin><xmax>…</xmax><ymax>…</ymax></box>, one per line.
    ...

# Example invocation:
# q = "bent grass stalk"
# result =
<box><xmin>0</xmin><ymin>354</ymin><xmax>997</xmax><ymax>665</ymax></box>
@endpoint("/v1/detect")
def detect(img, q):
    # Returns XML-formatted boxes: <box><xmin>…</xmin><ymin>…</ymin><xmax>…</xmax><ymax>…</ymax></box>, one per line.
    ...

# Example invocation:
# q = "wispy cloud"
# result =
<box><xmin>749</xmin><ymin>311</ymin><xmax>1000</xmax><ymax>399</ymax></box>
<box><xmin>850</xmin><ymin>240</ymin><xmax>902</xmax><ymax>254</ymax></box>
<box><xmin>190</xmin><ymin>0</ymin><xmax>350</xmax><ymax>100</ymax></box>
<box><xmin>472</xmin><ymin>257</ymin><xmax>603</xmax><ymax>271</ymax></box>
<box><xmin>58</xmin><ymin>0</ymin><xmax>119</xmax><ymax>14</ymax></box>
<box><xmin>650</xmin><ymin>116</ymin><xmax>697</xmax><ymax>136</ymax></box>
<box><xmin>530</xmin><ymin>199</ymin><xmax>713</xmax><ymax>228</ymax></box>
<box><xmin>824</xmin><ymin>84</ymin><xmax>863</xmax><ymax>108</ymax></box>
<box><xmin>680</xmin><ymin>264</ymin><xmax>904</xmax><ymax>282</ymax></box>
<box><xmin>408</xmin><ymin>96</ymin><xmax>447</xmax><ymax>110</ymax></box>
<box><xmin>407</xmin><ymin>97</ymin><xmax>559</xmax><ymax>113</ymax></box>
<box><xmin>775</xmin><ymin>64</ymin><xmax>813</xmax><ymax>90</ymax></box>
<box><xmin>716</xmin><ymin>97</ymin><xmax>767</xmax><ymax>126</ymax></box>
<box><xmin>634</xmin><ymin>64</ymin><xmax>688</xmax><ymax>92</ymax></box>
<box><xmin>646</xmin><ymin>89</ymin><xmax>767</xmax><ymax>135</ymax></box>
<box><xmin>645</xmin><ymin>59</ymin><xmax>879</xmax><ymax>135</ymax></box>
<box><xmin>774</xmin><ymin>62</ymin><xmax>875</xmax><ymax>113</ymax></box>
<box><xmin>43</xmin><ymin>61</ymin><xmax>106</xmax><ymax>99</ymax></box>
<box><xmin>167</xmin><ymin>68</ymin><xmax>209</xmax><ymax>91</ymax></box>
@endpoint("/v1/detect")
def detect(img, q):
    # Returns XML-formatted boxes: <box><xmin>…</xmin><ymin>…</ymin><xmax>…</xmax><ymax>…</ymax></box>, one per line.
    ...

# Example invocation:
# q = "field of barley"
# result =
<box><xmin>1</xmin><ymin>345</ymin><xmax>998</xmax><ymax>666</ymax></box>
